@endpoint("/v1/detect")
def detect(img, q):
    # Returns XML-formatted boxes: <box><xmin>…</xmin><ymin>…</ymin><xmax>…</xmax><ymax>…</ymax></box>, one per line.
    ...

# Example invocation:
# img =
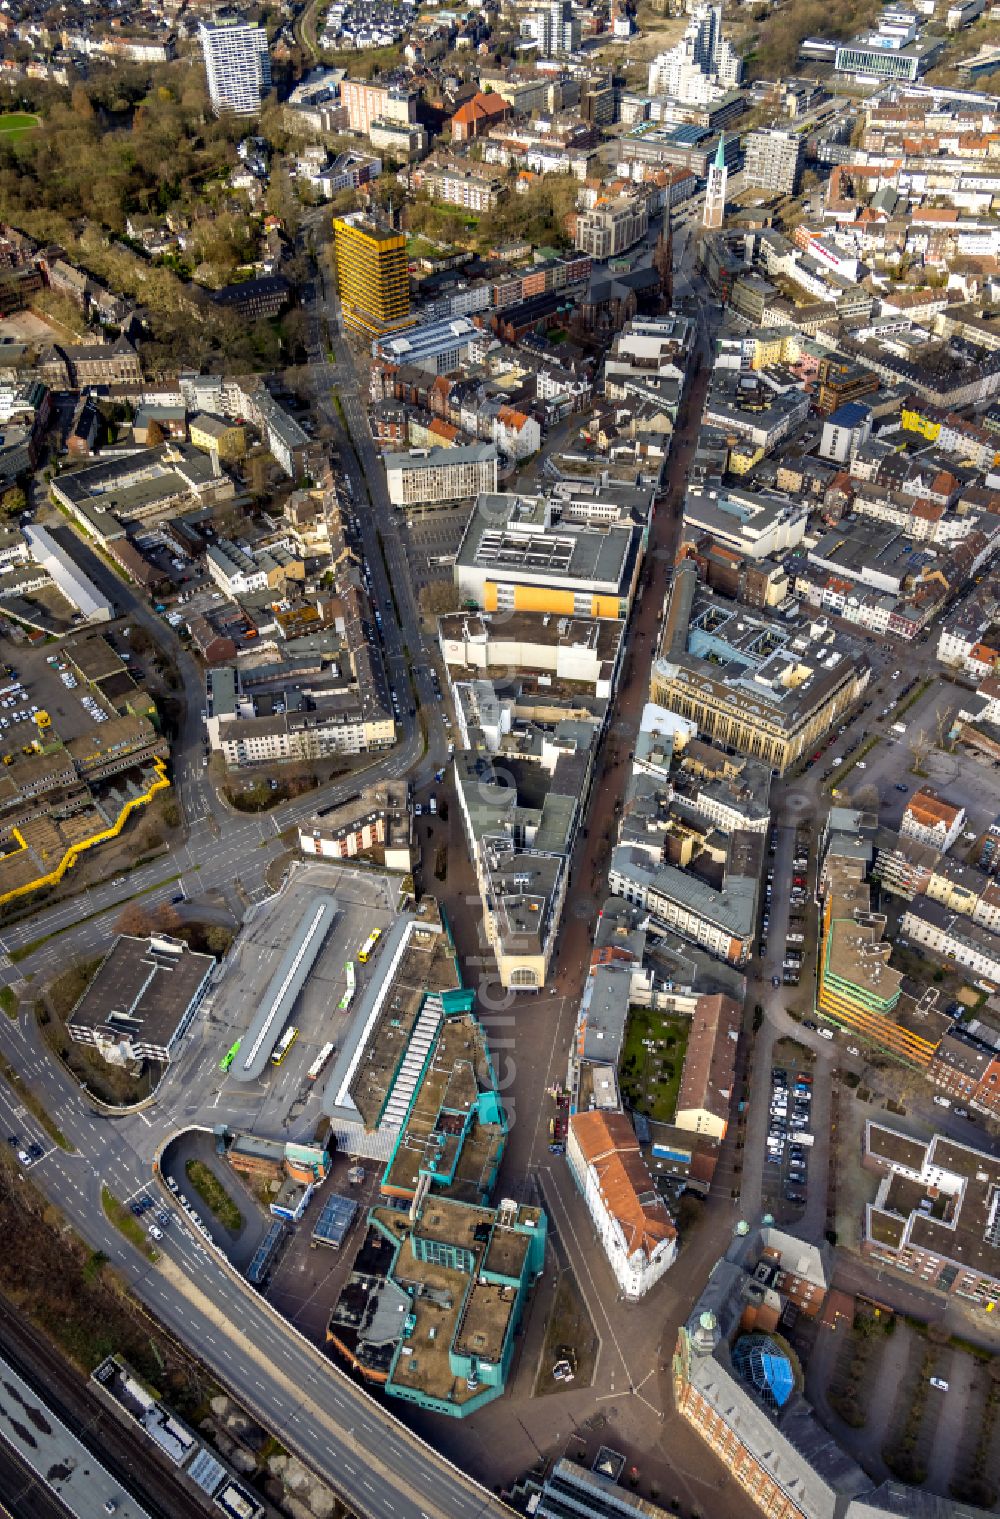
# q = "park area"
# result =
<box><xmin>618</xmin><ymin>1007</ymin><xmax>690</xmax><ymax>1123</ymax></box>
<box><xmin>0</xmin><ymin>113</ymin><xmax>39</xmax><ymax>143</ymax></box>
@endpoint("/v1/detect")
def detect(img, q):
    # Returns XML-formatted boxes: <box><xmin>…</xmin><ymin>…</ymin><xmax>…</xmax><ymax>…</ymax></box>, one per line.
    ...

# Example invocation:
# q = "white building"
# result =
<box><xmin>566</xmin><ymin>1109</ymin><xmax>677</xmax><ymax>1299</ymax></box>
<box><xmin>384</xmin><ymin>443</ymin><xmax>498</xmax><ymax>507</ymax></box>
<box><xmin>205</xmin><ymin>539</ymin><xmax>268</xmax><ymax>597</ymax></box>
<box><xmin>199</xmin><ymin>17</ymin><xmax>271</xmax><ymax>116</ymax></box>
<box><xmin>648</xmin><ymin>3</ymin><xmax>741</xmax><ymax>104</ymax></box>
<box><xmin>900</xmin><ymin>786</ymin><xmax>967</xmax><ymax>851</ymax></box>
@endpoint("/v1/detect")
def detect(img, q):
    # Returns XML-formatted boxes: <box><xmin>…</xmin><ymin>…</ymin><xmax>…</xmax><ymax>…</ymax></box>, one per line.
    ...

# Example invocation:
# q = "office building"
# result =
<box><xmin>374</xmin><ymin>315</ymin><xmax>477</xmax><ymax>375</ymax></box>
<box><xmin>818</xmin><ymin>858</ymin><xmax>951</xmax><ymax>1065</ymax></box>
<box><xmin>742</xmin><ymin>126</ymin><xmax>804</xmax><ymax>196</ymax></box>
<box><xmin>67</xmin><ymin>934</ymin><xmax>214</xmax><ymax>1064</ymax></box>
<box><xmin>566</xmin><ymin>1110</ymin><xmax>677</xmax><ymax>1298</ymax></box>
<box><xmin>199</xmin><ymin>16</ymin><xmax>271</xmax><ymax>116</ymax></box>
<box><xmin>332</xmin><ymin>214</ymin><xmax>412</xmax><ymax>341</ymax></box>
<box><xmin>327</xmin><ymin>1194</ymin><xmax>546</xmax><ymax>1416</ymax></box>
<box><xmin>385</xmin><ymin>444</ymin><xmax>498</xmax><ymax>508</ymax></box>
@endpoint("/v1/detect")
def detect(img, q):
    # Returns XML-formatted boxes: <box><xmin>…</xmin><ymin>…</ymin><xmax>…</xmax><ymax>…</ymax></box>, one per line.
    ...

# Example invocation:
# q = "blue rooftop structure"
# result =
<box><xmin>733</xmin><ymin>1334</ymin><xmax>795</xmax><ymax>1410</ymax></box>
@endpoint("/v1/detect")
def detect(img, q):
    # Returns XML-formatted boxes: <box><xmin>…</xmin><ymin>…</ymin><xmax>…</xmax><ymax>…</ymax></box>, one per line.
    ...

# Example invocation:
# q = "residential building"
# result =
<box><xmin>67</xmin><ymin>934</ymin><xmax>214</xmax><ymax>1064</ymax></box>
<box><xmin>199</xmin><ymin>16</ymin><xmax>271</xmax><ymax>116</ymax></box>
<box><xmin>341</xmin><ymin>78</ymin><xmax>418</xmax><ymax>137</ymax></box>
<box><xmin>900</xmin><ymin>898</ymin><xmax>1000</xmax><ymax>983</ymax></box>
<box><xmin>647</xmin><ymin>4</ymin><xmax>742</xmax><ymax>105</ymax></box>
<box><xmin>575</xmin><ymin>197</ymin><xmax>649</xmax><ymax>261</ymax></box>
<box><xmin>384</xmin><ymin>444</ymin><xmax>498</xmax><ymax>508</ymax></box>
<box><xmin>566</xmin><ymin>1110</ymin><xmax>677</xmax><ymax>1299</ymax></box>
<box><xmin>818</xmin><ymin>401</ymin><xmax>872</xmax><ymax>464</ymax></box>
<box><xmin>742</xmin><ymin>127</ymin><xmax>804</xmax><ymax>196</ymax></box>
<box><xmin>414</xmin><ymin>160</ymin><xmax>504</xmax><ymax>213</ymax></box>
<box><xmin>332</xmin><ymin>214</ymin><xmax>412</xmax><ymax>341</ymax></box>
<box><xmin>608</xmin><ymin>837</ymin><xmax>759</xmax><ymax>968</ymax></box>
<box><xmin>861</xmin><ymin>1122</ymin><xmax>1000</xmax><ymax>1306</ymax></box>
<box><xmin>900</xmin><ymin>786</ymin><xmax>967</xmax><ymax>851</ymax></box>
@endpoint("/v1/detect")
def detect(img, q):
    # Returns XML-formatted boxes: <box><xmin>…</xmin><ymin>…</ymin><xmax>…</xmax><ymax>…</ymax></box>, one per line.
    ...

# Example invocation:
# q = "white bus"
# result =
<box><xmin>307</xmin><ymin>1041</ymin><xmax>335</xmax><ymax>1081</ymax></box>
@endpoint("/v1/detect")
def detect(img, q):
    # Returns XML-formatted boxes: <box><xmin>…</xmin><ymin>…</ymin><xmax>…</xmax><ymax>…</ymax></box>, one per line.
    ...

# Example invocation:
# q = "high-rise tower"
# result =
<box><xmin>199</xmin><ymin>16</ymin><xmax>271</xmax><ymax>116</ymax></box>
<box><xmin>332</xmin><ymin>214</ymin><xmax>413</xmax><ymax>341</ymax></box>
<box><xmin>703</xmin><ymin>134</ymin><xmax>727</xmax><ymax>231</ymax></box>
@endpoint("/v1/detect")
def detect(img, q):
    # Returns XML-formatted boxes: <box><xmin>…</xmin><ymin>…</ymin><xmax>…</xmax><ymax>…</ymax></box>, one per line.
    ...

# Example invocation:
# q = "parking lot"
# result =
<box><xmin>0</xmin><ymin>635</ymin><xmax>130</xmax><ymax>751</ymax></box>
<box><xmin>764</xmin><ymin>1054</ymin><xmax>816</xmax><ymax>1216</ymax></box>
<box><xmin>399</xmin><ymin>505</ymin><xmax>471</xmax><ymax>595</ymax></box>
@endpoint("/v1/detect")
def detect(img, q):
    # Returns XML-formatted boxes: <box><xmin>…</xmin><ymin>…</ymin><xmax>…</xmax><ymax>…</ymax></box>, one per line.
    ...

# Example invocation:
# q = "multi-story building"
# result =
<box><xmin>575</xmin><ymin>197</ymin><xmax>649</xmax><ymax>261</ymax></box>
<box><xmin>742</xmin><ymin>126</ymin><xmax>805</xmax><ymax>196</ymax></box>
<box><xmin>566</xmin><ymin>1110</ymin><xmax>677</xmax><ymax>1299</ymax></box>
<box><xmin>298</xmin><ymin>783</ymin><xmax>415</xmax><ymax>872</ymax></box>
<box><xmin>650</xmin><ymin>562</ymin><xmax>871</xmax><ymax>775</ymax></box>
<box><xmin>384</xmin><ymin>443</ymin><xmax>498</xmax><ymax>508</ymax></box>
<box><xmin>199</xmin><ymin>17</ymin><xmax>271</xmax><ymax>116</ymax></box>
<box><xmin>332</xmin><ymin>214</ymin><xmax>412</xmax><ymax>341</ymax></box>
<box><xmin>608</xmin><ymin>837</ymin><xmax>759</xmax><ymax>967</ymax></box>
<box><xmin>928</xmin><ymin>1027</ymin><xmax>1000</xmax><ymax>1119</ymax></box>
<box><xmin>374</xmin><ymin>315</ymin><xmax>477</xmax><ymax>375</ymax></box>
<box><xmin>340</xmin><ymin>78</ymin><xmax>418</xmax><ymax>138</ymax></box>
<box><xmin>670</xmin><ymin>1228</ymin><xmax>984</xmax><ymax>1519</ymax></box>
<box><xmin>647</xmin><ymin>3</ymin><xmax>742</xmax><ymax>104</ymax></box>
<box><xmin>900</xmin><ymin>786</ymin><xmax>967</xmax><ymax>851</ymax></box>
<box><xmin>861</xmin><ymin>1122</ymin><xmax>1000</xmax><ymax>1306</ymax></box>
<box><xmin>413</xmin><ymin>159</ymin><xmax>505</xmax><ymax>213</ymax></box>
<box><xmin>67</xmin><ymin>934</ymin><xmax>214</xmax><ymax>1064</ymax></box>
<box><xmin>900</xmin><ymin>898</ymin><xmax>1000</xmax><ymax>983</ymax></box>
<box><xmin>454</xmin><ymin>491</ymin><xmax>645</xmax><ymax>621</ymax></box>
<box><xmin>450</xmin><ymin>91</ymin><xmax>509</xmax><ymax>143</ymax></box>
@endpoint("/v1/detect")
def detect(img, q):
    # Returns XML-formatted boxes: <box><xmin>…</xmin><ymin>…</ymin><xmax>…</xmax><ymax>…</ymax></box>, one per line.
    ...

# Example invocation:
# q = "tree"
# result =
<box><xmin>204</xmin><ymin>924</ymin><xmax>235</xmax><ymax>957</ymax></box>
<box><xmin>152</xmin><ymin>903</ymin><xmax>182</xmax><ymax>935</ymax></box>
<box><xmin>71</xmin><ymin>84</ymin><xmax>94</xmax><ymax>121</ymax></box>
<box><xmin>0</xmin><ymin>485</ymin><xmax>26</xmax><ymax>517</ymax></box>
<box><xmin>908</xmin><ymin>731</ymin><xmax>932</xmax><ymax>772</ymax></box>
<box><xmin>115</xmin><ymin>903</ymin><xmax>154</xmax><ymax>937</ymax></box>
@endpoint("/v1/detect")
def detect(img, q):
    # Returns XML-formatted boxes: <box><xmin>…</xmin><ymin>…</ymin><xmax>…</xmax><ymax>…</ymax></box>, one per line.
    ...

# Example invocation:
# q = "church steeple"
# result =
<box><xmin>703</xmin><ymin>133</ymin><xmax>727</xmax><ymax>230</ymax></box>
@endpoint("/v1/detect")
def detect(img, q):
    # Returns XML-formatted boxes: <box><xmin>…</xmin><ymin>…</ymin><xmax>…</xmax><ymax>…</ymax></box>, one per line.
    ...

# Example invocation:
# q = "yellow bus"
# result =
<box><xmin>271</xmin><ymin>1026</ymin><xmax>299</xmax><ymax>1065</ymax></box>
<box><xmin>358</xmin><ymin>928</ymin><xmax>382</xmax><ymax>964</ymax></box>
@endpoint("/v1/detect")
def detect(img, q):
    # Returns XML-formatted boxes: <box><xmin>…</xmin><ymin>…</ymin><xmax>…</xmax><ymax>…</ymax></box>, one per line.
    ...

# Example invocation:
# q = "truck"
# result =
<box><xmin>891</xmin><ymin>722</ymin><xmax>907</xmax><ymax>735</ymax></box>
<box><xmin>786</xmin><ymin>932</ymin><xmax>805</xmax><ymax>945</ymax></box>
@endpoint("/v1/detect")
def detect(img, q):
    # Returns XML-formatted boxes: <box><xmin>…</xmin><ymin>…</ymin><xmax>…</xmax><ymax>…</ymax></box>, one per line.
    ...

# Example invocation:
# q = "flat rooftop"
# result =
<box><xmin>67</xmin><ymin>934</ymin><xmax>214</xmax><ymax>1051</ymax></box>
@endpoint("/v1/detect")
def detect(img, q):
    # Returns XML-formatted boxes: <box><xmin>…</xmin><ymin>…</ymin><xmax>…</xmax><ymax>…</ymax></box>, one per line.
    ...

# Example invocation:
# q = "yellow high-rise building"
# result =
<box><xmin>332</xmin><ymin>214</ymin><xmax>412</xmax><ymax>341</ymax></box>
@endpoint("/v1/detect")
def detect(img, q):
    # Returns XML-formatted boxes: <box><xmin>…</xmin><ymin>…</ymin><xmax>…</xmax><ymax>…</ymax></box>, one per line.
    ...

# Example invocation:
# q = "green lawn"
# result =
<box><xmin>0</xmin><ymin>113</ymin><xmax>40</xmax><ymax>141</ymax></box>
<box><xmin>619</xmin><ymin>1007</ymin><xmax>691</xmax><ymax>1123</ymax></box>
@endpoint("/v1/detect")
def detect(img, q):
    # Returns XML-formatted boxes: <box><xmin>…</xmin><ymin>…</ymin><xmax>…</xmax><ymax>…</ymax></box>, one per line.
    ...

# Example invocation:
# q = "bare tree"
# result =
<box><xmin>908</xmin><ymin>731</ymin><xmax>932</xmax><ymax>772</ymax></box>
<box><xmin>933</xmin><ymin>705</ymin><xmax>955</xmax><ymax>750</ymax></box>
<box><xmin>114</xmin><ymin>903</ymin><xmax>154</xmax><ymax>937</ymax></box>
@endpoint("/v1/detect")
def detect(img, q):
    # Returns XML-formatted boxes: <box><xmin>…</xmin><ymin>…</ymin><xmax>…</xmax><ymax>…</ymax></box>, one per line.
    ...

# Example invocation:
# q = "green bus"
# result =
<box><xmin>220</xmin><ymin>1039</ymin><xmax>241</xmax><ymax>1073</ymax></box>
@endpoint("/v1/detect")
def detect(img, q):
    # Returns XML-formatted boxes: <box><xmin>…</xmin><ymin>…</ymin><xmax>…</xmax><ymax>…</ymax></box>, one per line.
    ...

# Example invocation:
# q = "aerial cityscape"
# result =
<box><xmin>0</xmin><ymin>0</ymin><xmax>997</xmax><ymax>1517</ymax></box>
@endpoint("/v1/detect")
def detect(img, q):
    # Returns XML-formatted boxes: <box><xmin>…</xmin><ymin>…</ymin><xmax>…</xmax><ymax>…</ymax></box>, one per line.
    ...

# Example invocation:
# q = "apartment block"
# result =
<box><xmin>742</xmin><ymin>127</ymin><xmax>805</xmax><ymax>196</ymax></box>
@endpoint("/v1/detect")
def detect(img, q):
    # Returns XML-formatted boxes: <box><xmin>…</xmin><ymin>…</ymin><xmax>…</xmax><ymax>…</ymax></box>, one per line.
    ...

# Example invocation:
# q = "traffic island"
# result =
<box><xmin>185</xmin><ymin>1159</ymin><xmax>244</xmax><ymax>1234</ymax></box>
<box><xmin>101</xmin><ymin>1186</ymin><xmax>158</xmax><ymax>1262</ymax></box>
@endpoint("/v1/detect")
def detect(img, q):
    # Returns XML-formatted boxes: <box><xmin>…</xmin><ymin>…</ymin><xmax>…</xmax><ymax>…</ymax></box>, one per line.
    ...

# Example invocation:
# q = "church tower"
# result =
<box><xmin>703</xmin><ymin>133</ymin><xmax>727</xmax><ymax>231</ymax></box>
